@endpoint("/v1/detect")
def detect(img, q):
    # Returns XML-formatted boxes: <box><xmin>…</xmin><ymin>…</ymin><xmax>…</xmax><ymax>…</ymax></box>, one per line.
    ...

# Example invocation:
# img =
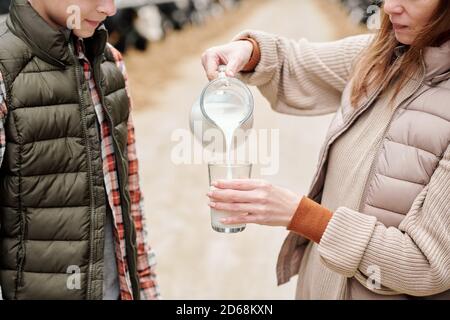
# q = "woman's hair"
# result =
<box><xmin>350</xmin><ymin>0</ymin><xmax>450</xmax><ymax>108</ymax></box>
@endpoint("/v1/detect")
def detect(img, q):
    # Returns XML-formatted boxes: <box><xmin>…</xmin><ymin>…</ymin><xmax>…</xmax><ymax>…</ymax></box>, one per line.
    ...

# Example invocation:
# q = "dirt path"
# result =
<box><xmin>129</xmin><ymin>0</ymin><xmax>364</xmax><ymax>299</ymax></box>
<box><xmin>124</xmin><ymin>0</ymin><xmax>268</xmax><ymax>108</ymax></box>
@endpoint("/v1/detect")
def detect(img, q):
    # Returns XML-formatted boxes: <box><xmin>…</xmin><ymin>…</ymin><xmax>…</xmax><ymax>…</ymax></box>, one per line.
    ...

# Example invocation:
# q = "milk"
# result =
<box><xmin>205</xmin><ymin>101</ymin><xmax>248</xmax><ymax>168</ymax></box>
<box><xmin>206</xmin><ymin>101</ymin><xmax>248</xmax><ymax>231</ymax></box>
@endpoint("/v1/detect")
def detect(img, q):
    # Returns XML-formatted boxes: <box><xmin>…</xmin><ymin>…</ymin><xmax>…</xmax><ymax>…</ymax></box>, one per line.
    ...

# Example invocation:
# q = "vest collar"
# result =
<box><xmin>423</xmin><ymin>39</ymin><xmax>450</xmax><ymax>82</ymax></box>
<box><xmin>7</xmin><ymin>0</ymin><xmax>108</xmax><ymax>69</ymax></box>
<box><xmin>394</xmin><ymin>39</ymin><xmax>450</xmax><ymax>83</ymax></box>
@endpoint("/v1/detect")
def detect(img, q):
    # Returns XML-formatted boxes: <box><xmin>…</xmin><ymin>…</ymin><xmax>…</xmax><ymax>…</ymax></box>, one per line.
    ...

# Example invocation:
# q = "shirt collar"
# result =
<box><xmin>75</xmin><ymin>38</ymin><xmax>88</xmax><ymax>61</ymax></box>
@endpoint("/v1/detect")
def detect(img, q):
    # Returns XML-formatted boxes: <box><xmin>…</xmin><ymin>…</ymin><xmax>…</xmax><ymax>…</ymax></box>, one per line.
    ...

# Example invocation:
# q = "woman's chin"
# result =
<box><xmin>394</xmin><ymin>32</ymin><xmax>414</xmax><ymax>46</ymax></box>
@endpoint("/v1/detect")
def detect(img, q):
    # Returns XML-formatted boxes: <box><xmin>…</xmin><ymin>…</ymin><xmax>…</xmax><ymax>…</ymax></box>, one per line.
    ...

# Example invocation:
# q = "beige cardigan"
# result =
<box><xmin>233</xmin><ymin>30</ymin><xmax>450</xmax><ymax>299</ymax></box>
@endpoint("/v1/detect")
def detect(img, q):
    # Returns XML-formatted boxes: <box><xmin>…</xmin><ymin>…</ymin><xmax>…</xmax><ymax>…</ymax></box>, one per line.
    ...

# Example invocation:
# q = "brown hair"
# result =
<box><xmin>350</xmin><ymin>0</ymin><xmax>450</xmax><ymax>108</ymax></box>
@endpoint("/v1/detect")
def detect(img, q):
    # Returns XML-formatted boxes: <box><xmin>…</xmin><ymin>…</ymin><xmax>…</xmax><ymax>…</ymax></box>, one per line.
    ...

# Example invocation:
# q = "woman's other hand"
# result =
<box><xmin>207</xmin><ymin>179</ymin><xmax>301</xmax><ymax>227</ymax></box>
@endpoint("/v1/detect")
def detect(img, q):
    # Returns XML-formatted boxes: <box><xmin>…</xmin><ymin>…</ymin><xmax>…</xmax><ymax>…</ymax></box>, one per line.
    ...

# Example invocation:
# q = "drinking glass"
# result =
<box><xmin>208</xmin><ymin>162</ymin><xmax>252</xmax><ymax>233</ymax></box>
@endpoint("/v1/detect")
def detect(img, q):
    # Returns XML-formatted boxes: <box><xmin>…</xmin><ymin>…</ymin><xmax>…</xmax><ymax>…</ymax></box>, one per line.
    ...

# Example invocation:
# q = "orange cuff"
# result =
<box><xmin>287</xmin><ymin>196</ymin><xmax>333</xmax><ymax>244</ymax></box>
<box><xmin>241</xmin><ymin>37</ymin><xmax>261</xmax><ymax>72</ymax></box>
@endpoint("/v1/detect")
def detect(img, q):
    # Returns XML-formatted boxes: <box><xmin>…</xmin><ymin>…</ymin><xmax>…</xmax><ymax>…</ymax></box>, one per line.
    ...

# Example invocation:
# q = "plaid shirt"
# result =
<box><xmin>0</xmin><ymin>39</ymin><xmax>159</xmax><ymax>300</ymax></box>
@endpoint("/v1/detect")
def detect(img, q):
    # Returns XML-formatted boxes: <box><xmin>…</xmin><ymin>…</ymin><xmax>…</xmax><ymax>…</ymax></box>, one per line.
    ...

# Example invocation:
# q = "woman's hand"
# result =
<box><xmin>201</xmin><ymin>40</ymin><xmax>253</xmax><ymax>81</ymax></box>
<box><xmin>207</xmin><ymin>179</ymin><xmax>301</xmax><ymax>227</ymax></box>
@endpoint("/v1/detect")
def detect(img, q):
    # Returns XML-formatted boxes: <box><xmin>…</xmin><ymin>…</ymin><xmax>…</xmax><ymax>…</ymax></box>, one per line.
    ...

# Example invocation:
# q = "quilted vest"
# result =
<box><xmin>0</xmin><ymin>0</ymin><xmax>140</xmax><ymax>299</ymax></box>
<box><xmin>278</xmin><ymin>40</ymin><xmax>450</xmax><ymax>298</ymax></box>
<box><xmin>312</xmin><ymin>51</ymin><xmax>450</xmax><ymax>225</ymax></box>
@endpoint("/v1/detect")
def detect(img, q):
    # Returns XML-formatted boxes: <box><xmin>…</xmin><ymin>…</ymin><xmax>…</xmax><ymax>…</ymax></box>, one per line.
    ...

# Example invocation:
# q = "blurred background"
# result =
<box><xmin>0</xmin><ymin>0</ymin><xmax>380</xmax><ymax>299</ymax></box>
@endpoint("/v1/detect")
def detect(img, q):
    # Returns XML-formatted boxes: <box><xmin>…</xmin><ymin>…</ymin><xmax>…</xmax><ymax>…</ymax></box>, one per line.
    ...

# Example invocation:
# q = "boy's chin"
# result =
<box><xmin>72</xmin><ymin>28</ymin><xmax>96</xmax><ymax>39</ymax></box>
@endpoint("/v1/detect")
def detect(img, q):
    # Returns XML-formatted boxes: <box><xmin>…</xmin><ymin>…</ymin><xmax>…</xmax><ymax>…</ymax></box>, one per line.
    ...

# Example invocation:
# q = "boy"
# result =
<box><xmin>0</xmin><ymin>0</ymin><xmax>159</xmax><ymax>300</ymax></box>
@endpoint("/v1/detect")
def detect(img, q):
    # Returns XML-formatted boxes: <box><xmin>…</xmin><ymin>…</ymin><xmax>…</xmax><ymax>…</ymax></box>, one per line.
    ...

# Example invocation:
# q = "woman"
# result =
<box><xmin>202</xmin><ymin>0</ymin><xmax>450</xmax><ymax>299</ymax></box>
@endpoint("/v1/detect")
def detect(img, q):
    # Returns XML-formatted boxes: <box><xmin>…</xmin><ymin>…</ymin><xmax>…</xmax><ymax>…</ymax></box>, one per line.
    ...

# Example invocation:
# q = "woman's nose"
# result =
<box><xmin>383</xmin><ymin>0</ymin><xmax>404</xmax><ymax>16</ymax></box>
<box><xmin>97</xmin><ymin>0</ymin><xmax>117</xmax><ymax>17</ymax></box>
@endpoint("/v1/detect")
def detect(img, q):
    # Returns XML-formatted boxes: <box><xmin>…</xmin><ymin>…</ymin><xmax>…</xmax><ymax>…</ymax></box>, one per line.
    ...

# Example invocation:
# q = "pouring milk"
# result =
<box><xmin>194</xmin><ymin>65</ymin><xmax>254</xmax><ymax>233</ymax></box>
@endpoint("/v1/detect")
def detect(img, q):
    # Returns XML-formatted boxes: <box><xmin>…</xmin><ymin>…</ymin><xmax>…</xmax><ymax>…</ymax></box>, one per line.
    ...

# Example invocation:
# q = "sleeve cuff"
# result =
<box><xmin>231</xmin><ymin>30</ymin><xmax>280</xmax><ymax>86</ymax></box>
<box><xmin>287</xmin><ymin>196</ymin><xmax>333</xmax><ymax>244</ymax></box>
<box><xmin>240</xmin><ymin>37</ymin><xmax>261</xmax><ymax>72</ymax></box>
<box><xmin>318</xmin><ymin>207</ymin><xmax>377</xmax><ymax>277</ymax></box>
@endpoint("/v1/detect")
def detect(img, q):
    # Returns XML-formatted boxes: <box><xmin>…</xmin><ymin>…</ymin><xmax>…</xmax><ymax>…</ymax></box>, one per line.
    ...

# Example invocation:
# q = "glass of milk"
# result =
<box><xmin>208</xmin><ymin>162</ymin><xmax>252</xmax><ymax>233</ymax></box>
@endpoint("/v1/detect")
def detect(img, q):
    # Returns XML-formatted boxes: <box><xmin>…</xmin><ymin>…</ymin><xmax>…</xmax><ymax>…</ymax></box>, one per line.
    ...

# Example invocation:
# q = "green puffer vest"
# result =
<box><xmin>0</xmin><ymin>0</ymin><xmax>140</xmax><ymax>299</ymax></box>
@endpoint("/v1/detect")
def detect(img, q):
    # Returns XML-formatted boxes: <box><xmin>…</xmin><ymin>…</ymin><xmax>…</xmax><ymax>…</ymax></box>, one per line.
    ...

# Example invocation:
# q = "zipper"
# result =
<box><xmin>15</xmin><ymin>141</ymin><xmax>25</xmax><ymax>296</ymax></box>
<box><xmin>309</xmin><ymin>56</ymin><xmax>403</xmax><ymax>201</ymax></box>
<box><xmin>68</xmin><ymin>41</ymin><xmax>96</xmax><ymax>300</ymax></box>
<box><xmin>92</xmin><ymin>56</ymin><xmax>139</xmax><ymax>299</ymax></box>
<box><xmin>15</xmin><ymin>208</ymin><xmax>26</xmax><ymax>293</ymax></box>
<box><xmin>14</xmin><ymin>103</ymin><xmax>27</xmax><ymax>295</ymax></box>
<box><xmin>357</xmin><ymin>60</ymin><xmax>426</xmax><ymax>212</ymax></box>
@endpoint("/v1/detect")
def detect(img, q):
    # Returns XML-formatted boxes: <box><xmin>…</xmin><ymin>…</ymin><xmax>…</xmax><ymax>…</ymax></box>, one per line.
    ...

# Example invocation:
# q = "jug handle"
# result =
<box><xmin>218</xmin><ymin>65</ymin><xmax>227</xmax><ymax>79</ymax></box>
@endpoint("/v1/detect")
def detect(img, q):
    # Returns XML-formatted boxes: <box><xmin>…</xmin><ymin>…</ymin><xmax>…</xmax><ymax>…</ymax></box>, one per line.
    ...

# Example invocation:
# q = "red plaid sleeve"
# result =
<box><xmin>108</xmin><ymin>44</ymin><xmax>160</xmax><ymax>300</ymax></box>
